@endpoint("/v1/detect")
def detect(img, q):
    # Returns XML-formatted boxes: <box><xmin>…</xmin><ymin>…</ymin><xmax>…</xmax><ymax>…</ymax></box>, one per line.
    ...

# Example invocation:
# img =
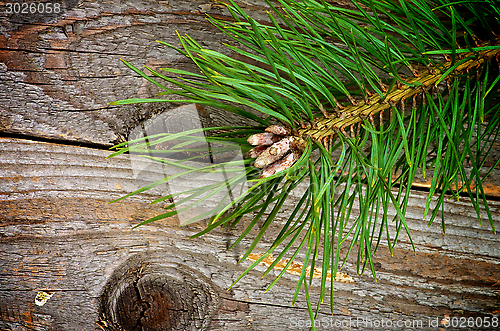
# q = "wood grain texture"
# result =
<box><xmin>1</xmin><ymin>138</ymin><xmax>499</xmax><ymax>330</ymax></box>
<box><xmin>1</xmin><ymin>0</ymin><xmax>500</xmax><ymax>330</ymax></box>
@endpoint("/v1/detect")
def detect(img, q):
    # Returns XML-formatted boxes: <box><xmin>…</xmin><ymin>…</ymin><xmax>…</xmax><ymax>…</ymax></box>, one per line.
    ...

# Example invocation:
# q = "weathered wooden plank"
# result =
<box><xmin>1</xmin><ymin>137</ymin><xmax>499</xmax><ymax>330</ymax></box>
<box><xmin>2</xmin><ymin>0</ymin><xmax>500</xmax><ymax>329</ymax></box>
<box><xmin>0</xmin><ymin>0</ymin><xmax>273</xmax><ymax>146</ymax></box>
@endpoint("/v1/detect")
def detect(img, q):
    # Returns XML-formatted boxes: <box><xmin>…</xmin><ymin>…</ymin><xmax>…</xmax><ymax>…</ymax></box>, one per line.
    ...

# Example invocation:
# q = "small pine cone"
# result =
<box><xmin>265</xmin><ymin>125</ymin><xmax>291</xmax><ymax>136</ymax></box>
<box><xmin>246</xmin><ymin>145</ymin><xmax>268</xmax><ymax>158</ymax></box>
<box><xmin>259</xmin><ymin>158</ymin><xmax>282</xmax><ymax>178</ymax></box>
<box><xmin>254</xmin><ymin>147</ymin><xmax>284</xmax><ymax>168</ymax></box>
<box><xmin>260</xmin><ymin>151</ymin><xmax>300</xmax><ymax>178</ymax></box>
<box><xmin>247</xmin><ymin>132</ymin><xmax>282</xmax><ymax>146</ymax></box>
<box><xmin>254</xmin><ymin>136</ymin><xmax>293</xmax><ymax>168</ymax></box>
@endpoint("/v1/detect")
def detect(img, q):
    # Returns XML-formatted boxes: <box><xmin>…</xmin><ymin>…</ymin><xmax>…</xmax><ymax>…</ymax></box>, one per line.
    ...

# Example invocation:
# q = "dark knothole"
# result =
<box><xmin>99</xmin><ymin>251</ymin><xmax>218</xmax><ymax>331</ymax></box>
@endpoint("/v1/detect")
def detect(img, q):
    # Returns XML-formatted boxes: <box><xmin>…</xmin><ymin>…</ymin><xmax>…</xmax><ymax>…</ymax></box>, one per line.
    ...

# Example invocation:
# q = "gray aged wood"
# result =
<box><xmin>1</xmin><ymin>137</ymin><xmax>499</xmax><ymax>330</ymax></box>
<box><xmin>1</xmin><ymin>0</ymin><xmax>500</xmax><ymax>330</ymax></box>
<box><xmin>0</xmin><ymin>0</ymin><xmax>268</xmax><ymax>146</ymax></box>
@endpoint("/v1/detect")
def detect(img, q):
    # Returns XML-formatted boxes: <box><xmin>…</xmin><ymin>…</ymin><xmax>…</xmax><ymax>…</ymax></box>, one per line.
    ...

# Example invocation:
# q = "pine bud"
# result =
<box><xmin>260</xmin><ymin>151</ymin><xmax>300</xmax><ymax>178</ymax></box>
<box><xmin>254</xmin><ymin>137</ymin><xmax>292</xmax><ymax>168</ymax></box>
<box><xmin>246</xmin><ymin>145</ymin><xmax>268</xmax><ymax>158</ymax></box>
<box><xmin>265</xmin><ymin>125</ymin><xmax>291</xmax><ymax>136</ymax></box>
<box><xmin>247</xmin><ymin>132</ymin><xmax>282</xmax><ymax>146</ymax></box>
<box><xmin>259</xmin><ymin>159</ymin><xmax>281</xmax><ymax>178</ymax></box>
<box><xmin>254</xmin><ymin>148</ymin><xmax>283</xmax><ymax>168</ymax></box>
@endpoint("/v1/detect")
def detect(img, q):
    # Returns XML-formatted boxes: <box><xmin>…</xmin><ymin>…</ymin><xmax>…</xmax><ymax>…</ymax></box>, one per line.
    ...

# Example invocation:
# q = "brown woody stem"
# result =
<box><xmin>296</xmin><ymin>45</ymin><xmax>500</xmax><ymax>142</ymax></box>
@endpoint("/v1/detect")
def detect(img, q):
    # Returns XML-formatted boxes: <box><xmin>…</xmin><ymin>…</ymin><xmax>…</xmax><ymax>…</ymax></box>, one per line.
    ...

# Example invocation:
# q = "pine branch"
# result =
<box><xmin>296</xmin><ymin>39</ymin><xmax>500</xmax><ymax>144</ymax></box>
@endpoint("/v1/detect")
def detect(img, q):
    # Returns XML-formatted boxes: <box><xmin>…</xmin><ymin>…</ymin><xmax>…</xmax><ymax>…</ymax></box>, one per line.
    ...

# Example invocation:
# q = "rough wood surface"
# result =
<box><xmin>0</xmin><ymin>0</ymin><xmax>269</xmax><ymax>146</ymax></box>
<box><xmin>1</xmin><ymin>137</ymin><xmax>499</xmax><ymax>331</ymax></box>
<box><xmin>1</xmin><ymin>0</ymin><xmax>500</xmax><ymax>330</ymax></box>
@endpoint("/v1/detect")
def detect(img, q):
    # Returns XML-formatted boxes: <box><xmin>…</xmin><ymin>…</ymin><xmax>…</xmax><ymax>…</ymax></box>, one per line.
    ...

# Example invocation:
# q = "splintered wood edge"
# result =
<box><xmin>241</xmin><ymin>253</ymin><xmax>355</xmax><ymax>284</ymax></box>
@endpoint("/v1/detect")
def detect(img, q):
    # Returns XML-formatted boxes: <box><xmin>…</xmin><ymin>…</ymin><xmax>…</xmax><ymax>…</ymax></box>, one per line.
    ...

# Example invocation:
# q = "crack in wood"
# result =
<box><xmin>0</xmin><ymin>134</ymin><xmax>114</xmax><ymax>149</ymax></box>
<box><xmin>0</xmin><ymin>47</ymin><xmax>131</xmax><ymax>56</ymax></box>
<box><xmin>221</xmin><ymin>296</ymin><xmax>307</xmax><ymax>310</ymax></box>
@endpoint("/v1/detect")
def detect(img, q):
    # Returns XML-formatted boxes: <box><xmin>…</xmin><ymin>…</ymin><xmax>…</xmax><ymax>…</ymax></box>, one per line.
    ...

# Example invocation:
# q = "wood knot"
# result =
<box><xmin>99</xmin><ymin>252</ymin><xmax>218</xmax><ymax>331</ymax></box>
